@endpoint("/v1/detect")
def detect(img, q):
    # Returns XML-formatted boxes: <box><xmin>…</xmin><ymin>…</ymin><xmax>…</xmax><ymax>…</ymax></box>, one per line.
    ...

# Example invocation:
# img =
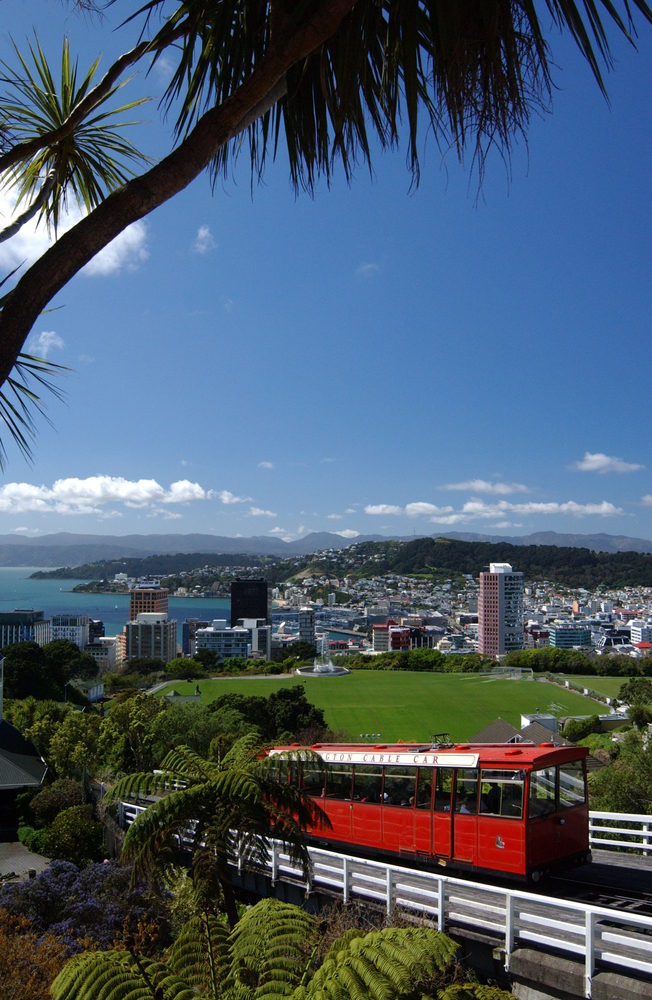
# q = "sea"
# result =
<box><xmin>0</xmin><ymin>567</ymin><xmax>231</xmax><ymax>644</ymax></box>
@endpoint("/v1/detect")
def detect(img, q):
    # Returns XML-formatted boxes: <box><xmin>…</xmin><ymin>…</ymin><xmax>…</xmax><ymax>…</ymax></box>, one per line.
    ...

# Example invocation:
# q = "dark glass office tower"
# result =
<box><xmin>230</xmin><ymin>578</ymin><xmax>269</xmax><ymax>626</ymax></box>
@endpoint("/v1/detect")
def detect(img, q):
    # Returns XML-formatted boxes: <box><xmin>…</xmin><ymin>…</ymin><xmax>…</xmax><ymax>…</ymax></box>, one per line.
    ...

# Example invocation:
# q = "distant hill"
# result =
<box><xmin>445</xmin><ymin>530</ymin><xmax>652</xmax><ymax>555</ymax></box>
<box><xmin>0</xmin><ymin>531</ymin><xmax>385</xmax><ymax>567</ymax></box>
<box><xmin>1</xmin><ymin>528</ymin><xmax>651</xmax><ymax>569</ymax></box>
<box><xmin>341</xmin><ymin>536</ymin><xmax>652</xmax><ymax>588</ymax></box>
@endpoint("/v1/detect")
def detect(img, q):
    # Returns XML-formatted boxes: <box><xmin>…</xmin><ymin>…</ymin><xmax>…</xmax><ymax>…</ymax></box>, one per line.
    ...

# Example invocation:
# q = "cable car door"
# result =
<box><xmin>433</xmin><ymin>767</ymin><xmax>453</xmax><ymax>857</ymax></box>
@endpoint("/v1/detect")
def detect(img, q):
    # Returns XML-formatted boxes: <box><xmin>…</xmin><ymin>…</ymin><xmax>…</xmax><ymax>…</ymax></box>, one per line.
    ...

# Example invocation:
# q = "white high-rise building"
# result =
<box><xmin>478</xmin><ymin>563</ymin><xmax>524</xmax><ymax>658</ymax></box>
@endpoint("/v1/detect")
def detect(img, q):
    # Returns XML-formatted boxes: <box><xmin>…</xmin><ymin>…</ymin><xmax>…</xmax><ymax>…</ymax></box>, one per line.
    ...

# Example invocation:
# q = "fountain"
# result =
<box><xmin>295</xmin><ymin>634</ymin><xmax>350</xmax><ymax>678</ymax></box>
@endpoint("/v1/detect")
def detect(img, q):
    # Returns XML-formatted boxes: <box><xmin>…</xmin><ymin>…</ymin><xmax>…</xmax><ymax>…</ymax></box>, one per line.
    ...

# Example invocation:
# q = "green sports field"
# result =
<box><xmin>553</xmin><ymin>675</ymin><xmax>624</xmax><ymax>699</ymax></box>
<box><xmin>158</xmin><ymin>671</ymin><xmax>605</xmax><ymax>742</ymax></box>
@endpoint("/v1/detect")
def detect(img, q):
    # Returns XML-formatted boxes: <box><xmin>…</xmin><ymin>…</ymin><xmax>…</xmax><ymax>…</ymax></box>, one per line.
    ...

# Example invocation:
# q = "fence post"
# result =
<box><xmin>585</xmin><ymin>909</ymin><xmax>596</xmax><ymax>999</ymax></box>
<box><xmin>643</xmin><ymin>820</ymin><xmax>650</xmax><ymax>858</ymax></box>
<box><xmin>386</xmin><ymin>867</ymin><xmax>393</xmax><ymax>917</ymax></box>
<box><xmin>271</xmin><ymin>841</ymin><xmax>278</xmax><ymax>884</ymax></box>
<box><xmin>437</xmin><ymin>876</ymin><xmax>446</xmax><ymax>932</ymax></box>
<box><xmin>504</xmin><ymin>893</ymin><xmax>515</xmax><ymax>972</ymax></box>
<box><xmin>342</xmin><ymin>856</ymin><xmax>349</xmax><ymax>905</ymax></box>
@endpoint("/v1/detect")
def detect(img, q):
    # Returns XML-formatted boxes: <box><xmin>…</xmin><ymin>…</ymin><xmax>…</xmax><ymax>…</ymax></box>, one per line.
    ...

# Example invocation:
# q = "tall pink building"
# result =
<box><xmin>478</xmin><ymin>562</ymin><xmax>524</xmax><ymax>658</ymax></box>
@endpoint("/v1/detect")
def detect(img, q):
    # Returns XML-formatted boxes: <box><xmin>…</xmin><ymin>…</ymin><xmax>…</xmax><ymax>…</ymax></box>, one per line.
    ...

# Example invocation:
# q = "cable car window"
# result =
<box><xmin>325</xmin><ymin>764</ymin><xmax>353</xmax><ymax>799</ymax></box>
<box><xmin>559</xmin><ymin>761</ymin><xmax>586</xmax><ymax>809</ymax></box>
<box><xmin>352</xmin><ymin>764</ymin><xmax>383</xmax><ymax>803</ymax></box>
<box><xmin>383</xmin><ymin>766</ymin><xmax>417</xmax><ymax>807</ymax></box>
<box><xmin>415</xmin><ymin>768</ymin><xmax>433</xmax><ymax>809</ymax></box>
<box><xmin>479</xmin><ymin>769</ymin><xmax>524</xmax><ymax>818</ymax></box>
<box><xmin>529</xmin><ymin>766</ymin><xmax>557</xmax><ymax>818</ymax></box>
<box><xmin>454</xmin><ymin>768</ymin><xmax>479</xmax><ymax>814</ymax></box>
<box><xmin>434</xmin><ymin>768</ymin><xmax>453</xmax><ymax>812</ymax></box>
<box><xmin>302</xmin><ymin>763</ymin><xmax>325</xmax><ymax>796</ymax></box>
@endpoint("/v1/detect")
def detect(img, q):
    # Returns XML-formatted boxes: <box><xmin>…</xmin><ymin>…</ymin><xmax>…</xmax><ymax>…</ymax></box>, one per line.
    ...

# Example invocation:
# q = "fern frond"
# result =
<box><xmin>303</xmin><ymin>927</ymin><xmax>458</xmax><ymax>1000</ymax></box>
<box><xmin>439</xmin><ymin>985</ymin><xmax>517</xmax><ymax>1000</ymax></box>
<box><xmin>228</xmin><ymin>899</ymin><xmax>318</xmax><ymax>997</ymax></box>
<box><xmin>160</xmin><ymin>743</ymin><xmax>218</xmax><ymax>779</ymax></box>
<box><xmin>51</xmin><ymin>949</ymin><xmax>196</xmax><ymax>1000</ymax></box>
<box><xmin>167</xmin><ymin>912</ymin><xmax>231</xmax><ymax>996</ymax></box>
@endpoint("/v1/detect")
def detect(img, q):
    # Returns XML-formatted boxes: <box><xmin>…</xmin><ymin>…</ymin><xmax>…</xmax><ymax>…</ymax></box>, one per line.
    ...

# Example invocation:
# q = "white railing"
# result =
<box><xmin>589</xmin><ymin>811</ymin><xmax>651</xmax><ymax>856</ymax></box>
<box><xmin>120</xmin><ymin>801</ymin><xmax>651</xmax><ymax>999</ymax></box>
<box><xmin>260</xmin><ymin>841</ymin><xmax>652</xmax><ymax>1000</ymax></box>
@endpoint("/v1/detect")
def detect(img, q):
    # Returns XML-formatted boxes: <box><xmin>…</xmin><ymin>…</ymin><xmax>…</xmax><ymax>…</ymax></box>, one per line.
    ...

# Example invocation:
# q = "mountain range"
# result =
<box><xmin>0</xmin><ymin>529</ymin><xmax>651</xmax><ymax>568</ymax></box>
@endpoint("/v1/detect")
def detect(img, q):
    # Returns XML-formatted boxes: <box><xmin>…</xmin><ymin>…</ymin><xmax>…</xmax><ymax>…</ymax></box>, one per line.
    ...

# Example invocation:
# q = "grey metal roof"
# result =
<box><xmin>0</xmin><ymin>721</ymin><xmax>47</xmax><ymax>788</ymax></box>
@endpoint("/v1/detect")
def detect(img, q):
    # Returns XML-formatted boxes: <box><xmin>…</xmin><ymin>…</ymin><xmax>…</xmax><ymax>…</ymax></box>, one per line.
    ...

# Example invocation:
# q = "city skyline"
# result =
<box><xmin>0</xmin><ymin>2</ymin><xmax>650</xmax><ymax>543</ymax></box>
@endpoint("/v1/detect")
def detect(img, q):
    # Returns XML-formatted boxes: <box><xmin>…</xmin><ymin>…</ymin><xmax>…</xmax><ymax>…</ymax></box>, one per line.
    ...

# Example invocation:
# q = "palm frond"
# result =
<box><xmin>0</xmin><ymin>349</ymin><xmax>68</xmax><ymax>468</ymax></box>
<box><xmin>129</xmin><ymin>0</ymin><xmax>652</xmax><ymax>193</ymax></box>
<box><xmin>0</xmin><ymin>34</ymin><xmax>149</xmax><ymax>233</ymax></box>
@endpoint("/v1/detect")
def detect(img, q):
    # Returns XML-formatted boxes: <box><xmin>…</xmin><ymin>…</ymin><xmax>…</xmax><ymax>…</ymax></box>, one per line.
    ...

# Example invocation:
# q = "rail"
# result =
<box><xmin>120</xmin><ymin>801</ymin><xmax>652</xmax><ymax>999</ymax></box>
<box><xmin>589</xmin><ymin>810</ymin><xmax>651</xmax><ymax>856</ymax></box>
<box><xmin>255</xmin><ymin>840</ymin><xmax>652</xmax><ymax>1000</ymax></box>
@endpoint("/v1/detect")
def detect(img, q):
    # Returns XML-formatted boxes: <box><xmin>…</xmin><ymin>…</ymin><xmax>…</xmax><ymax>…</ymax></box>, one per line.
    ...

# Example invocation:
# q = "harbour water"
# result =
<box><xmin>0</xmin><ymin>567</ymin><xmax>230</xmax><ymax>642</ymax></box>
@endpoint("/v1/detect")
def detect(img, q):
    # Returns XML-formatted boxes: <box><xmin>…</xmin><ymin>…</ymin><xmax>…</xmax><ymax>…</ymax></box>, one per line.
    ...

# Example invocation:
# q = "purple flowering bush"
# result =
<box><xmin>0</xmin><ymin>860</ymin><xmax>169</xmax><ymax>954</ymax></box>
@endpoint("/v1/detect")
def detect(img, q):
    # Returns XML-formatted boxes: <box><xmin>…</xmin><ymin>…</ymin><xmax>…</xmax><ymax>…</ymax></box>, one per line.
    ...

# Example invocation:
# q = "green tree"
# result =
<box><xmin>107</xmin><ymin>735</ymin><xmax>324</xmax><ymax>927</ymax></box>
<box><xmin>96</xmin><ymin>692</ymin><xmax>167</xmax><ymax>774</ymax></box>
<box><xmin>589</xmin><ymin>729</ymin><xmax>652</xmax><ymax>814</ymax></box>
<box><xmin>0</xmin><ymin>2</ymin><xmax>650</xmax><ymax>455</ymax></box>
<box><xmin>51</xmin><ymin>897</ymin><xmax>482</xmax><ymax>1000</ymax></box>
<box><xmin>618</xmin><ymin>676</ymin><xmax>652</xmax><ymax>706</ymax></box>
<box><xmin>48</xmin><ymin>710</ymin><xmax>100</xmax><ymax>779</ymax></box>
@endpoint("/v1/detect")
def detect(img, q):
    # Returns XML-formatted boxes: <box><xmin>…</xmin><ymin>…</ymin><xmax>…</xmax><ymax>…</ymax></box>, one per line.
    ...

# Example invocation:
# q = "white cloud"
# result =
<box><xmin>83</xmin><ymin>221</ymin><xmax>149</xmax><ymax>275</ymax></box>
<box><xmin>192</xmin><ymin>224</ymin><xmax>216</xmax><ymax>254</ymax></box>
<box><xmin>336</xmin><ymin>529</ymin><xmax>359</xmax><ymax>538</ymax></box>
<box><xmin>11</xmin><ymin>526</ymin><xmax>41</xmax><ymax>536</ymax></box>
<box><xmin>428</xmin><ymin>499</ymin><xmax>624</xmax><ymax>524</ymax></box>
<box><xmin>0</xmin><ymin>190</ymin><xmax>149</xmax><ymax>276</ymax></box>
<box><xmin>364</xmin><ymin>495</ymin><xmax>624</xmax><ymax>526</ymax></box>
<box><xmin>442</xmin><ymin>479</ymin><xmax>531</xmax><ymax>495</ymax></box>
<box><xmin>642</xmin><ymin>495</ymin><xmax>652</xmax><ymax>507</ymax></box>
<box><xmin>356</xmin><ymin>262</ymin><xmax>379</xmax><ymax>278</ymax></box>
<box><xmin>327</xmin><ymin>513</ymin><xmax>343</xmax><ymax>520</ymax></box>
<box><xmin>0</xmin><ymin>476</ymin><xmax>214</xmax><ymax>517</ymax></box>
<box><xmin>249</xmin><ymin>507</ymin><xmax>277</xmax><ymax>517</ymax></box>
<box><xmin>269</xmin><ymin>526</ymin><xmax>288</xmax><ymax>535</ymax></box>
<box><xmin>217</xmin><ymin>490</ymin><xmax>251</xmax><ymax>505</ymax></box>
<box><xmin>344</xmin><ymin>507</ymin><xmax>356</xmax><ymax>514</ymax></box>
<box><xmin>258</xmin><ymin>461</ymin><xmax>274</xmax><ymax>470</ymax></box>
<box><xmin>28</xmin><ymin>330</ymin><xmax>64</xmax><ymax>359</ymax></box>
<box><xmin>321</xmin><ymin>457</ymin><xmax>336</xmax><ymax>464</ymax></box>
<box><xmin>405</xmin><ymin>501</ymin><xmax>454</xmax><ymax>517</ymax></box>
<box><xmin>572</xmin><ymin>451</ymin><xmax>644</xmax><ymax>474</ymax></box>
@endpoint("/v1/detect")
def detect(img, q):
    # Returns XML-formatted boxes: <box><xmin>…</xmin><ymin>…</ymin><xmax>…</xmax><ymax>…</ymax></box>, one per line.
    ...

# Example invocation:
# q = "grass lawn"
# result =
<box><xmin>554</xmin><ymin>675</ymin><xmax>625</xmax><ymax>699</ymax></box>
<box><xmin>158</xmin><ymin>671</ymin><xmax>605</xmax><ymax>742</ymax></box>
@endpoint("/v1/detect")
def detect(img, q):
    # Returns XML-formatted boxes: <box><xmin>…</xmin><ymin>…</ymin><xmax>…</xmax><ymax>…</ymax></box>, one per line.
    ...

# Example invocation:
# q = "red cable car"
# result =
<box><xmin>269</xmin><ymin>741</ymin><xmax>590</xmax><ymax>881</ymax></box>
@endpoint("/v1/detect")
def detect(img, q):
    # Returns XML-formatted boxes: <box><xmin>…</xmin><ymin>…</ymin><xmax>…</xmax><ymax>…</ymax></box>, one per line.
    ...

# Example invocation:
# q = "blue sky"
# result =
<box><xmin>0</xmin><ymin>1</ymin><xmax>650</xmax><ymax>543</ymax></box>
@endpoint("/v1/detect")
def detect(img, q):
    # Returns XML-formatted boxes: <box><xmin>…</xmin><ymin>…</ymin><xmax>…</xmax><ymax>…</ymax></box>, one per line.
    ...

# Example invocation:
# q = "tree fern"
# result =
<box><xmin>167</xmin><ymin>912</ymin><xmax>231</xmax><ymax>998</ymax></box>
<box><xmin>50</xmin><ymin>949</ymin><xmax>197</xmax><ymax>1000</ymax></box>
<box><xmin>298</xmin><ymin>927</ymin><xmax>458</xmax><ymax>1000</ymax></box>
<box><xmin>227</xmin><ymin>899</ymin><xmax>318</xmax><ymax>998</ymax></box>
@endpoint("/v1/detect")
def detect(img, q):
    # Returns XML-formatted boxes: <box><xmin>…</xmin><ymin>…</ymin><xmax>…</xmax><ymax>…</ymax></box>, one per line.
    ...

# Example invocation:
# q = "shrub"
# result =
<box><xmin>40</xmin><ymin>806</ymin><xmax>104</xmax><ymax>867</ymax></box>
<box><xmin>29</xmin><ymin>779</ymin><xmax>83</xmax><ymax>828</ymax></box>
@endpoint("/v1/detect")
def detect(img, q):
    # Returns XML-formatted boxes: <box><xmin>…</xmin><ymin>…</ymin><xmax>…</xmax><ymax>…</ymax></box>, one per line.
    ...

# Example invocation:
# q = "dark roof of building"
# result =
<box><xmin>0</xmin><ymin>721</ymin><xmax>47</xmax><ymax>788</ymax></box>
<box><xmin>469</xmin><ymin>718</ymin><xmax>521</xmax><ymax>743</ymax></box>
